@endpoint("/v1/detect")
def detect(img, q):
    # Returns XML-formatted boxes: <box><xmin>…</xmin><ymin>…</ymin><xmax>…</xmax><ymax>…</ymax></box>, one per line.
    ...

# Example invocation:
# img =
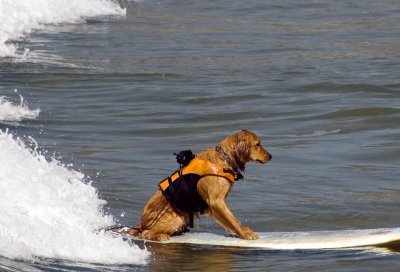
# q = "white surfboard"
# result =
<box><xmin>112</xmin><ymin>227</ymin><xmax>400</xmax><ymax>250</ymax></box>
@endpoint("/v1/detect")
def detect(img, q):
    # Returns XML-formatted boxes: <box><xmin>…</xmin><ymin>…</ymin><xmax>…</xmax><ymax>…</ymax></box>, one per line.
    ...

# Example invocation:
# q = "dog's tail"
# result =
<box><xmin>99</xmin><ymin>225</ymin><xmax>141</xmax><ymax>237</ymax></box>
<box><xmin>125</xmin><ymin>226</ymin><xmax>141</xmax><ymax>237</ymax></box>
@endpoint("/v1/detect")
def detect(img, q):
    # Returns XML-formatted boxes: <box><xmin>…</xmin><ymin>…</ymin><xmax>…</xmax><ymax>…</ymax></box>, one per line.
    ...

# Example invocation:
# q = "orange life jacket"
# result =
<box><xmin>159</xmin><ymin>157</ymin><xmax>236</xmax><ymax>224</ymax></box>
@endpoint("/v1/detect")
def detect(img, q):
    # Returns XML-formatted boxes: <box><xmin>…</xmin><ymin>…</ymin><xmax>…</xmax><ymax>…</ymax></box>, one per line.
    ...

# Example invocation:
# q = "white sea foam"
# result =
<box><xmin>0</xmin><ymin>0</ymin><xmax>126</xmax><ymax>57</ymax></box>
<box><xmin>286</xmin><ymin>129</ymin><xmax>341</xmax><ymax>138</ymax></box>
<box><xmin>0</xmin><ymin>93</ymin><xmax>40</xmax><ymax>122</ymax></box>
<box><xmin>0</xmin><ymin>130</ymin><xmax>149</xmax><ymax>264</ymax></box>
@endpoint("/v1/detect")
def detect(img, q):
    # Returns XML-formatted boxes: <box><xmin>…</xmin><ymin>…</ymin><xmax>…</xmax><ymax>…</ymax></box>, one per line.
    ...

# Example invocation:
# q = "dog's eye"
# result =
<box><xmin>255</xmin><ymin>142</ymin><xmax>261</xmax><ymax>147</ymax></box>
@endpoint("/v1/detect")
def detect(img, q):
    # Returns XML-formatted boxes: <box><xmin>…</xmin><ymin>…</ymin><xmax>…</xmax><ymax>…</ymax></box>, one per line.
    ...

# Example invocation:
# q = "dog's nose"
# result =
<box><xmin>268</xmin><ymin>153</ymin><xmax>272</xmax><ymax>160</ymax></box>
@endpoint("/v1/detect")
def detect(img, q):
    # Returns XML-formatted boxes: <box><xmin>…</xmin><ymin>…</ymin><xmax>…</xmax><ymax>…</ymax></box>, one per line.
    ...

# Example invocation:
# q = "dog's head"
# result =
<box><xmin>219</xmin><ymin>130</ymin><xmax>272</xmax><ymax>171</ymax></box>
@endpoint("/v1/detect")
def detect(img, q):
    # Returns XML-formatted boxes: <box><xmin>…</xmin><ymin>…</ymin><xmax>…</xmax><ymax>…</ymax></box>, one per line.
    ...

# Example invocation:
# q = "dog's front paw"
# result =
<box><xmin>241</xmin><ymin>227</ymin><xmax>259</xmax><ymax>240</ymax></box>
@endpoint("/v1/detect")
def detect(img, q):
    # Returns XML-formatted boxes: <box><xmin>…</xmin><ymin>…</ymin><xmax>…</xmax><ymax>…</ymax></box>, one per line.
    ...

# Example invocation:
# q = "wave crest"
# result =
<box><xmin>0</xmin><ymin>0</ymin><xmax>126</xmax><ymax>57</ymax></box>
<box><xmin>0</xmin><ymin>130</ymin><xmax>149</xmax><ymax>264</ymax></box>
<box><xmin>0</xmin><ymin>94</ymin><xmax>40</xmax><ymax>122</ymax></box>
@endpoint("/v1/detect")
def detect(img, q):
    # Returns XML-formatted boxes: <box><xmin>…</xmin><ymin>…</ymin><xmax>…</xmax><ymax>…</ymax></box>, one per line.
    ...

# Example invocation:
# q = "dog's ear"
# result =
<box><xmin>230</xmin><ymin>131</ymin><xmax>253</xmax><ymax>171</ymax></box>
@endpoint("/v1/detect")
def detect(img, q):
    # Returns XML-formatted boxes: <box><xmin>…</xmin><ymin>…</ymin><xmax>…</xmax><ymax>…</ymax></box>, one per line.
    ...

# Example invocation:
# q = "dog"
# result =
<box><xmin>123</xmin><ymin>130</ymin><xmax>272</xmax><ymax>241</ymax></box>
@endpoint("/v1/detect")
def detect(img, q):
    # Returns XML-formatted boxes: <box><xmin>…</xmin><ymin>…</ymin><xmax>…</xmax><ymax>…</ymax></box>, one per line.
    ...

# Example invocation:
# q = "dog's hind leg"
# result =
<box><xmin>140</xmin><ymin>230</ymin><xmax>171</xmax><ymax>241</ymax></box>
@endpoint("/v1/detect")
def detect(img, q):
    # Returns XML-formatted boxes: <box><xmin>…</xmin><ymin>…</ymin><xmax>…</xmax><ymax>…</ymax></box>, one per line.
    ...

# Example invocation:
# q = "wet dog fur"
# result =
<box><xmin>124</xmin><ymin>130</ymin><xmax>272</xmax><ymax>241</ymax></box>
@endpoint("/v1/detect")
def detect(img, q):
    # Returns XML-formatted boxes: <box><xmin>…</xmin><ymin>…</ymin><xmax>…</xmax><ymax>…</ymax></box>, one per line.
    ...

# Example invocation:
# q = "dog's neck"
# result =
<box><xmin>215</xmin><ymin>145</ymin><xmax>244</xmax><ymax>180</ymax></box>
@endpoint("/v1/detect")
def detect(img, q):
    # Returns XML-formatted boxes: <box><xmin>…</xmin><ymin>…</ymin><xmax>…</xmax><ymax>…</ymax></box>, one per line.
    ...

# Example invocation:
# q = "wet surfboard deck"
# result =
<box><xmin>110</xmin><ymin>227</ymin><xmax>400</xmax><ymax>250</ymax></box>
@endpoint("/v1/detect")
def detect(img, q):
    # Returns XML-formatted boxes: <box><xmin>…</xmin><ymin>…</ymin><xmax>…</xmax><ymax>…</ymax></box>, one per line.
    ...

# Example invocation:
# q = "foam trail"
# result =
<box><xmin>0</xmin><ymin>93</ymin><xmax>40</xmax><ymax>122</ymax></box>
<box><xmin>0</xmin><ymin>130</ymin><xmax>149</xmax><ymax>264</ymax></box>
<box><xmin>0</xmin><ymin>0</ymin><xmax>126</xmax><ymax>57</ymax></box>
<box><xmin>285</xmin><ymin>129</ymin><xmax>341</xmax><ymax>138</ymax></box>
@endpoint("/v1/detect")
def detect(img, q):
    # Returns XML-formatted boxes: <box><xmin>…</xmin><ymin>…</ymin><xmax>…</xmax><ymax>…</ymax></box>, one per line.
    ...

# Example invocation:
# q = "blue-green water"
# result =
<box><xmin>1</xmin><ymin>0</ymin><xmax>400</xmax><ymax>271</ymax></box>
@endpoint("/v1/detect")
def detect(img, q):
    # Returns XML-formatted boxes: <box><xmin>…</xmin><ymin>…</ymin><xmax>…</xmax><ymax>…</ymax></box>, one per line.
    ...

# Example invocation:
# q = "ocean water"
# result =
<box><xmin>1</xmin><ymin>0</ymin><xmax>399</xmax><ymax>271</ymax></box>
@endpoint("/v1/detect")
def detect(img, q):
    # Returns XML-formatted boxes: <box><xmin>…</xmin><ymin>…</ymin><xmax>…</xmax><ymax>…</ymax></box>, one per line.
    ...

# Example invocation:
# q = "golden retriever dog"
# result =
<box><xmin>122</xmin><ymin>130</ymin><xmax>272</xmax><ymax>241</ymax></box>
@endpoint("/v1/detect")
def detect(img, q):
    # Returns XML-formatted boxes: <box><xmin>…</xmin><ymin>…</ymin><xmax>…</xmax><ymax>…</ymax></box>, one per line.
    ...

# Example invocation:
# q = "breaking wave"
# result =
<box><xmin>0</xmin><ymin>93</ymin><xmax>40</xmax><ymax>122</ymax></box>
<box><xmin>0</xmin><ymin>0</ymin><xmax>126</xmax><ymax>57</ymax></box>
<box><xmin>0</xmin><ymin>130</ymin><xmax>149</xmax><ymax>264</ymax></box>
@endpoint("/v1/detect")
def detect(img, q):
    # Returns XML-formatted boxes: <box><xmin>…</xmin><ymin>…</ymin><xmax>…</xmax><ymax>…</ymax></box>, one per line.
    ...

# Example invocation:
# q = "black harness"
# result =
<box><xmin>159</xmin><ymin>150</ymin><xmax>239</xmax><ymax>228</ymax></box>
